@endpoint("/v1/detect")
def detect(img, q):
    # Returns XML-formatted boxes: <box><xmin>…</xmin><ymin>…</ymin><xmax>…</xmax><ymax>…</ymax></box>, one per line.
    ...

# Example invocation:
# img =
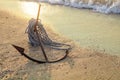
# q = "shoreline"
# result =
<box><xmin>0</xmin><ymin>10</ymin><xmax>120</xmax><ymax>80</ymax></box>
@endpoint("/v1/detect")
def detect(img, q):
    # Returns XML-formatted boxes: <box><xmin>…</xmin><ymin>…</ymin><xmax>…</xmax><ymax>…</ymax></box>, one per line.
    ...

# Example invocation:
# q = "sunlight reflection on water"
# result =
<box><xmin>21</xmin><ymin>2</ymin><xmax>39</xmax><ymax>18</ymax></box>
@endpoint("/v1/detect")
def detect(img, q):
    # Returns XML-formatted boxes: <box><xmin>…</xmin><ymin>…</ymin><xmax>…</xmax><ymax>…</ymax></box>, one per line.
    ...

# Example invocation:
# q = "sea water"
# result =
<box><xmin>39</xmin><ymin>3</ymin><xmax>120</xmax><ymax>56</ymax></box>
<box><xmin>0</xmin><ymin>0</ymin><xmax>120</xmax><ymax>55</ymax></box>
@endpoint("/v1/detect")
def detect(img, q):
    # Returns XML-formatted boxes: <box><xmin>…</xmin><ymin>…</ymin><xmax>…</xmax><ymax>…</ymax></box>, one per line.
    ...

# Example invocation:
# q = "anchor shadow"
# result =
<box><xmin>23</xmin><ymin>45</ymin><xmax>75</xmax><ymax>80</ymax></box>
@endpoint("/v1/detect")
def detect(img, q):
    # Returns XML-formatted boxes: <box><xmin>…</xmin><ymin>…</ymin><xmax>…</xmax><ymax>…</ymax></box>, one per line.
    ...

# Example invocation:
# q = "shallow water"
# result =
<box><xmin>40</xmin><ymin>3</ymin><xmax>120</xmax><ymax>55</ymax></box>
<box><xmin>0</xmin><ymin>0</ymin><xmax>120</xmax><ymax>55</ymax></box>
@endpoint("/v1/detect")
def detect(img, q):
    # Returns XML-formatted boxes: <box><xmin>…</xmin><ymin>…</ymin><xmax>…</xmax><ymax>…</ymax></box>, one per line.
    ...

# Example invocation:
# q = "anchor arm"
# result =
<box><xmin>12</xmin><ymin>44</ymin><xmax>69</xmax><ymax>63</ymax></box>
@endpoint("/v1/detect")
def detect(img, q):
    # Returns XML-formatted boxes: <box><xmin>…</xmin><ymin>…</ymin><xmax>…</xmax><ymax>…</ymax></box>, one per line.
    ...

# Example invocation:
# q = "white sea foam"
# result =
<box><xmin>38</xmin><ymin>0</ymin><xmax>120</xmax><ymax>14</ymax></box>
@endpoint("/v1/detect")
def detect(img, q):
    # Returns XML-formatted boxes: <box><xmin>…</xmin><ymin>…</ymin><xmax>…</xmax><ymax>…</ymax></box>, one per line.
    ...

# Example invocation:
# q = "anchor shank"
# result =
<box><xmin>34</xmin><ymin>4</ymin><xmax>48</xmax><ymax>62</ymax></box>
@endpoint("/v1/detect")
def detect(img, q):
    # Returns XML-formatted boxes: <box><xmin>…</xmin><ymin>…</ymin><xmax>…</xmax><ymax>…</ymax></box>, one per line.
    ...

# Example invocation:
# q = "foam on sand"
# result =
<box><xmin>38</xmin><ymin>0</ymin><xmax>120</xmax><ymax>14</ymax></box>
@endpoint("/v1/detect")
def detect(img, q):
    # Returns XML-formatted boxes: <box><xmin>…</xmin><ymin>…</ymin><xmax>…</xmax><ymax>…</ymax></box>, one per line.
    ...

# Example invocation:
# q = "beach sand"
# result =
<box><xmin>0</xmin><ymin>10</ymin><xmax>120</xmax><ymax>80</ymax></box>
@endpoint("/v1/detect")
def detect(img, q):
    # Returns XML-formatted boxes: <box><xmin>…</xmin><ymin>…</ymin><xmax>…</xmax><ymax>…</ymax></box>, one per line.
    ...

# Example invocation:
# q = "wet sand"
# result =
<box><xmin>0</xmin><ymin>9</ymin><xmax>120</xmax><ymax>80</ymax></box>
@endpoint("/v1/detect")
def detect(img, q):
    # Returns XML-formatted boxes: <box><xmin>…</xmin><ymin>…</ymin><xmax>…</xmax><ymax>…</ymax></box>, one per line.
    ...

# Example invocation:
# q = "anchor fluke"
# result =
<box><xmin>12</xmin><ymin>44</ymin><xmax>25</xmax><ymax>55</ymax></box>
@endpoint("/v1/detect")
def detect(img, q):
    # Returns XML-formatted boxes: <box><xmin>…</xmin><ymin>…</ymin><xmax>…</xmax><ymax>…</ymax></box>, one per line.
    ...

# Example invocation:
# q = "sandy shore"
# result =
<box><xmin>0</xmin><ymin>10</ymin><xmax>120</xmax><ymax>80</ymax></box>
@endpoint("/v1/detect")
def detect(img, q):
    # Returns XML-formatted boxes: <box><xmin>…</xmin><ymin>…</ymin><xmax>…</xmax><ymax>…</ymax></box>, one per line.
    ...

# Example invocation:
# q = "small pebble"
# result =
<box><xmin>84</xmin><ymin>66</ymin><xmax>87</xmax><ymax>69</ymax></box>
<box><xmin>6</xmin><ymin>17</ymin><xmax>8</xmax><ymax>19</ymax></box>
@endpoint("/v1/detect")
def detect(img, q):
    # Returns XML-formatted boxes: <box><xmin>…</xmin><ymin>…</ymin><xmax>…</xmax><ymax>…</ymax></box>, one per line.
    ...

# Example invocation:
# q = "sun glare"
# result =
<box><xmin>21</xmin><ymin>2</ymin><xmax>39</xmax><ymax>18</ymax></box>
